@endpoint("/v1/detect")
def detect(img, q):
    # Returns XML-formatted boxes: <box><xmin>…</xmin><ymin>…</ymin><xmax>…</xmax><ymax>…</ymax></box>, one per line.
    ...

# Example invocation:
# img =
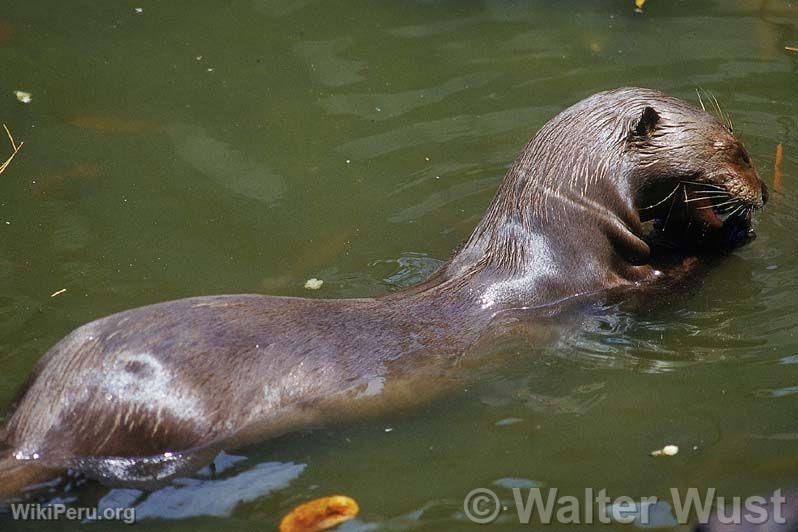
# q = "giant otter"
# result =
<box><xmin>0</xmin><ymin>87</ymin><xmax>767</xmax><ymax>499</ymax></box>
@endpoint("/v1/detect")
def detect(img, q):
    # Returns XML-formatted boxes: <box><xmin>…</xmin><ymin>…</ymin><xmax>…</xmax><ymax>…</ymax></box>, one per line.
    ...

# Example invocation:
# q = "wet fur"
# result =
<box><xmin>0</xmin><ymin>88</ymin><xmax>767</xmax><ymax>499</ymax></box>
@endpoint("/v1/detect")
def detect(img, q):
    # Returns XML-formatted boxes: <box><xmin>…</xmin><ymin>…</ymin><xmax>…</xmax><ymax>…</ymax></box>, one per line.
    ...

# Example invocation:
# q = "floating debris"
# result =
<box><xmin>495</xmin><ymin>417</ymin><xmax>523</xmax><ymax>426</ymax></box>
<box><xmin>279</xmin><ymin>495</ymin><xmax>359</xmax><ymax>532</ymax></box>
<box><xmin>494</xmin><ymin>477</ymin><xmax>542</xmax><ymax>490</ymax></box>
<box><xmin>650</xmin><ymin>444</ymin><xmax>679</xmax><ymax>457</ymax></box>
<box><xmin>50</xmin><ymin>288</ymin><xmax>67</xmax><ymax>298</ymax></box>
<box><xmin>786</xmin><ymin>46</ymin><xmax>798</xmax><ymax>53</ymax></box>
<box><xmin>304</xmin><ymin>278</ymin><xmax>324</xmax><ymax>290</ymax></box>
<box><xmin>634</xmin><ymin>0</ymin><xmax>646</xmax><ymax>13</ymax></box>
<box><xmin>0</xmin><ymin>124</ymin><xmax>24</xmax><ymax>176</ymax></box>
<box><xmin>0</xmin><ymin>19</ymin><xmax>13</xmax><ymax>46</ymax></box>
<box><xmin>13</xmin><ymin>90</ymin><xmax>31</xmax><ymax>104</ymax></box>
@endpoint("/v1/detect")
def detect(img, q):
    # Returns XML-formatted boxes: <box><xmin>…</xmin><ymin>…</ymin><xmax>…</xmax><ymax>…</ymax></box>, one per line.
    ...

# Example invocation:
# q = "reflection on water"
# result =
<box><xmin>168</xmin><ymin>123</ymin><xmax>286</xmax><ymax>204</ymax></box>
<box><xmin>337</xmin><ymin>105</ymin><xmax>560</xmax><ymax>161</ymax></box>
<box><xmin>294</xmin><ymin>40</ymin><xmax>366</xmax><ymax>88</ymax></box>
<box><xmin>0</xmin><ymin>0</ymin><xmax>797</xmax><ymax>529</ymax></box>
<box><xmin>96</xmin><ymin>454</ymin><xmax>305</xmax><ymax>521</ymax></box>
<box><xmin>322</xmin><ymin>72</ymin><xmax>499</xmax><ymax>121</ymax></box>
<box><xmin>374</xmin><ymin>252</ymin><xmax>444</xmax><ymax>288</ymax></box>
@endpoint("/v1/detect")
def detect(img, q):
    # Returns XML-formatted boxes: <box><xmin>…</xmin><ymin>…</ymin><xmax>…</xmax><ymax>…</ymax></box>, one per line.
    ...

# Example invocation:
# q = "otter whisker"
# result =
<box><xmin>726</xmin><ymin>204</ymin><xmax>746</xmax><ymax>219</ymax></box>
<box><xmin>689</xmin><ymin>185</ymin><xmax>728</xmax><ymax>191</ymax></box>
<box><xmin>640</xmin><ymin>183</ymin><xmax>681</xmax><ymax>210</ymax></box>
<box><xmin>658</xmin><ymin>181</ymin><xmax>683</xmax><ymax>233</ymax></box>
<box><xmin>684</xmin><ymin>191</ymin><xmax>731</xmax><ymax>199</ymax></box>
<box><xmin>690</xmin><ymin>190</ymin><xmax>730</xmax><ymax>198</ymax></box>
<box><xmin>707</xmin><ymin>90</ymin><xmax>733</xmax><ymax>132</ymax></box>
<box><xmin>707</xmin><ymin>91</ymin><xmax>726</xmax><ymax>126</ymax></box>
<box><xmin>660</xmin><ymin>186</ymin><xmax>680</xmax><ymax>232</ymax></box>
<box><xmin>684</xmin><ymin>185</ymin><xmax>728</xmax><ymax>194</ymax></box>
<box><xmin>711</xmin><ymin>93</ymin><xmax>723</xmax><ymax>120</ymax></box>
<box><xmin>680</xmin><ymin>180</ymin><xmax>725</xmax><ymax>190</ymax></box>
<box><xmin>684</xmin><ymin>184</ymin><xmax>728</xmax><ymax>192</ymax></box>
<box><xmin>684</xmin><ymin>197</ymin><xmax>727</xmax><ymax>204</ymax></box>
<box><xmin>685</xmin><ymin>194</ymin><xmax>731</xmax><ymax>203</ymax></box>
<box><xmin>683</xmin><ymin>194</ymin><xmax>733</xmax><ymax>203</ymax></box>
<box><xmin>696</xmin><ymin>89</ymin><xmax>706</xmax><ymax>112</ymax></box>
<box><xmin>696</xmin><ymin>199</ymin><xmax>741</xmax><ymax>210</ymax></box>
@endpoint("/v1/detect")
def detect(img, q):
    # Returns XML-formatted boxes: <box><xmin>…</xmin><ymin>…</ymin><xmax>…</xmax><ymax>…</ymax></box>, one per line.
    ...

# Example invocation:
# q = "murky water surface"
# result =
<box><xmin>1</xmin><ymin>1</ymin><xmax>797</xmax><ymax>530</ymax></box>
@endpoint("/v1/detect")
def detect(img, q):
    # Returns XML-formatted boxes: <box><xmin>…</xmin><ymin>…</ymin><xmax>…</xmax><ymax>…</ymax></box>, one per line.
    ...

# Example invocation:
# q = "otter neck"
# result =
<box><xmin>441</xmin><ymin>130</ymin><xmax>651</xmax><ymax>311</ymax></box>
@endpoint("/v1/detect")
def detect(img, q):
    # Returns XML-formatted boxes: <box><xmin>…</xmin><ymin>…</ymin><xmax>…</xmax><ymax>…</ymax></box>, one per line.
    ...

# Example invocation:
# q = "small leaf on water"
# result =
<box><xmin>13</xmin><ymin>90</ymin><xmax>31</xmax><ymax>104</ymax></box>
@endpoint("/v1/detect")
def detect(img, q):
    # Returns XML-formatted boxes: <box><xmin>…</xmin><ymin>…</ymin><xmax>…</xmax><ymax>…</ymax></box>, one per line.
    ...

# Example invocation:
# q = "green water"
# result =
<box><xmin>1</xmin><ymin>0</ymin><xmax>797</xmax><ymax>530</ymax></box>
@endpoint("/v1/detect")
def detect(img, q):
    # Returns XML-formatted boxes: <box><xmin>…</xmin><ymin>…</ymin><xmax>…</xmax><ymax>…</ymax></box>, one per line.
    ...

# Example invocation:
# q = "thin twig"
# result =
<box><xmin>0</xmin><ymin>124</ymin><xmax>24</xmax><ymax>175</ymax></box>
<box><xmin>4</xmin><ymin>124</ymin><xmax>17</xmax><ymax>150</ymax></box>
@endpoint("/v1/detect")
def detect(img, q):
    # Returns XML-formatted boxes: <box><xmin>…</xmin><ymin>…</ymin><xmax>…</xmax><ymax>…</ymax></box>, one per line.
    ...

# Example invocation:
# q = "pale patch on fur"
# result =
<box><xmin>357</xmin><ymin>377</ymin><xmax>385</xmax><ymax>398</ymax></box>
<box><xmin>480</xmin><ymin>233</ymin><xmax>556</xmax><ymax>309</ymax></box>
<box><xmin>245</xmin><ymin>359</ymin><xmax>327</xmax><ymax>426</ymax></box>
<box><xmin>13</xmin><ymin>349</ymin><xmax>211</xmax><ymax>458</ymax></box>
<box><xmin>94</xmin><ymin>352</ymin><xmax>204</xmax><ymax>424</ymax></box>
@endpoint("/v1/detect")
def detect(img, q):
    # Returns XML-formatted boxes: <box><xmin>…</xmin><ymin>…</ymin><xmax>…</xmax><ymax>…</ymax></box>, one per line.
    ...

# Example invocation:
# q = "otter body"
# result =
<box><xmin>0</xmin><ymin>88</ymin><xmax>768</xmax><ymax>497</ymax></box>
<box><xmin>5</xmin><ymin>293</ymin><xmax>482</xmax><ymax>462</ymax></box>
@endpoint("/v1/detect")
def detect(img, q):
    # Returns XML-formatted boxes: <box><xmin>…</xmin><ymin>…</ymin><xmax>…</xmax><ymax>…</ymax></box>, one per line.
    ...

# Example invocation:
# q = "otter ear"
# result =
<box><xmin>632</xmin><ymin>106</ymin><xmax>660</xmax><ymax>138</ymax></box>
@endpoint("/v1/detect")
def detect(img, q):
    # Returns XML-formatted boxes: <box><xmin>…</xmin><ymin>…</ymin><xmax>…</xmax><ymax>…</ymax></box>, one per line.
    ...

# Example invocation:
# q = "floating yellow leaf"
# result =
<box><xmin>635</xmin><ymin>0</ymin><xmax>646</xmax><ymax>12</ymax></box>
<box><xmin>279</xmin><ymin>495</ymin><xmax>359</xmax><ymax>532</ymax></box>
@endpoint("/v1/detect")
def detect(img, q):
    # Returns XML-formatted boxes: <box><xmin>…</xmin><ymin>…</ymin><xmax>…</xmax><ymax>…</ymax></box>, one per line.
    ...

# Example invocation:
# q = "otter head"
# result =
<box><xmin>443</xmin><ymin>88</ymin><xmax>768</xmax><ymax>307</ymax></box>
<box><xmin>626</xmin><ymin>97</ymin><xmax>767</xmax><ymax>254</ymax></box>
